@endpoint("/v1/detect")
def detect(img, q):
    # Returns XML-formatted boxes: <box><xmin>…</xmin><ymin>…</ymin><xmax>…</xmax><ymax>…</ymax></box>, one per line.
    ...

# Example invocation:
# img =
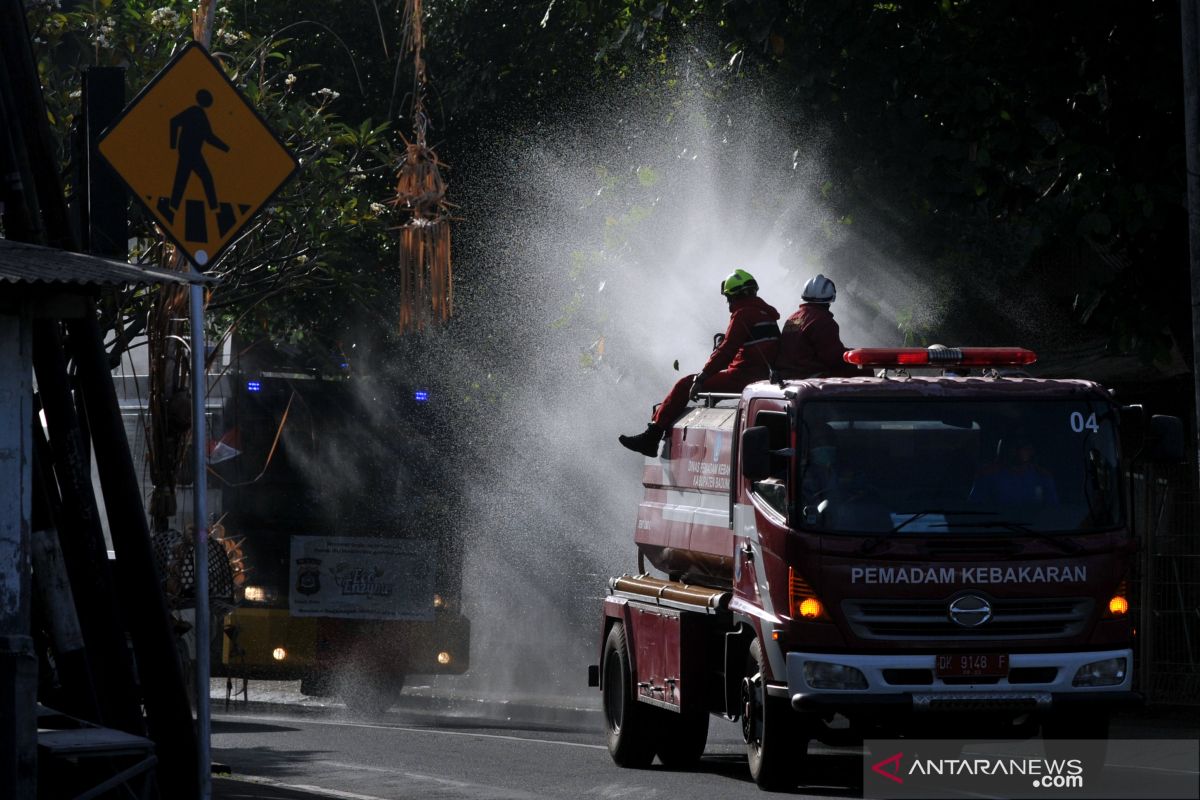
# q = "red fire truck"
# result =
<box><xmin>590</xmin><ymin>347</ymin><xmax>1183</xmax><ymax>789</ymax></box>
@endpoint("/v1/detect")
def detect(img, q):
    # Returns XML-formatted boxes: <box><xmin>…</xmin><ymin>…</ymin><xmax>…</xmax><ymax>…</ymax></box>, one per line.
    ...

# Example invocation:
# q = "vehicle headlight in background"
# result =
<box><xmin>437</xmin><ymin>651</ymin><xmax>452</xmax><ymax>666</ymax></box>
<box><xmin>433</xmin><ymin>593</ymin><xmax>445</xmax><ymax>609</ymax></box>
<box><xmin>1072</xmin><ymin>657</ymin><xmax>1126</xmax><ymax>687</ymax></box>
<box><xmin>272</xmin><ymin>647</ymin><xmax>287</xmax><ymax>661</ymax></box>
<box><xmin>243</xmin><ymin>585</ymin><xmax>275</xmax><ymax>603</ymax></box>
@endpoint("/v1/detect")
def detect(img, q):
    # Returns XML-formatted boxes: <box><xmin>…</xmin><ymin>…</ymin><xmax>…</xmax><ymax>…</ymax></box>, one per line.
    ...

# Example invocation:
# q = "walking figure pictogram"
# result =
<box><xmin>167</xmin><ymin>89</ymin><xmax>227</xmax><ymax>212</ymax></box>
<box><xmin>157</xmin><ymin>89</ymin><xmax>241</xmax><ymax>251</ymax></box>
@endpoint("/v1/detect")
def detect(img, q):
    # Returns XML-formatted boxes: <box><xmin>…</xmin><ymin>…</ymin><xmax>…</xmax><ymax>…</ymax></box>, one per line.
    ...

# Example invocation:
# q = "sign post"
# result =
<box><xmin>98</xmin><ymin>41</ymin><xmax>297</xmax><ymax>798</ymax></box>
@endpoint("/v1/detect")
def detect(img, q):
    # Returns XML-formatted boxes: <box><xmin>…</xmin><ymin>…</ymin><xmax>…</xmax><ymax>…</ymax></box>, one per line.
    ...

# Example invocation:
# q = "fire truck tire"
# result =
<box><xmin>743</xmin><ymin>637</ymin><xmax>807</xmax><ymax>791</ymax></box>
<box><xmin>654</xmin><ymin>706</ymin><xmax>709</xmax><ymax>768</ymax></box>
<box><xmin>603</xmin><ymin>622</ymin><xmax>656</xmax><ymax>768</ymax></box>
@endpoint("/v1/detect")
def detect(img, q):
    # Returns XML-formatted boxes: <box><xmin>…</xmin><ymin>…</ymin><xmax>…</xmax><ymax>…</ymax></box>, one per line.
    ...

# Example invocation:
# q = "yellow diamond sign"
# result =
<box><xmin>98</xmin><ymin>42</ymin><xmax>298</xmax><ymax>269</ymax></box>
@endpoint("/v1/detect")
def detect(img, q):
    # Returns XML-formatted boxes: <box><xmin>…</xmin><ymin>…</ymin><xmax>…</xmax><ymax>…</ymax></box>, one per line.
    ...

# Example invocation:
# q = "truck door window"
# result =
<box><xmin>751</xmin><ymin>410</ymin><xmax>790</xmax><ymax>515</ymax></box>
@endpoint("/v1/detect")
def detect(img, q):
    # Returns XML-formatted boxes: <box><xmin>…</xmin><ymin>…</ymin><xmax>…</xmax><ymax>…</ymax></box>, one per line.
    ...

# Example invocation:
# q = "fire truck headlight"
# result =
<box><xmin>1104</xmin><ymin>580</ymin><xmax>1130</xmax><ymax>617</ymax></box>
<box><xmin>436</xmin><ymin>651</ymin><xmax>452</xmax><ymax>666</ymax></box>
<box><xmin>272</xmin><ymin>647</ymin><xmax>287</xmax><ymax>661</ymax></box>
<box><xmin>788</xmin><ymin>568</ymin><xmax>827</xmax><ymax>620</ymax></box>
<box><xmin>1072</xmin><ymin>657</ymin><xmax>1126</xmax><ymax>687</ymax></box>
<box><xmin>803</xmin><ymin>661</ymin><xmax>868</xmax><ymax>690</ymax></box>
<box><xmin>798</xmin><ymin>597</ymin><xmax>823</xmax><ymax>619</ymax></box>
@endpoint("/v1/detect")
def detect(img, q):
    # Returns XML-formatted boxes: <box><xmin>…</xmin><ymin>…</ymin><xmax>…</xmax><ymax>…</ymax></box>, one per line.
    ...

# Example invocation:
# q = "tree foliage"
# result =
<box><xmin>28</xmin><ymin>0</ymin><xmax>1192</xmax><ymax>370</ymax></box>
<box><xmin>707</xmin><ymin>1</ymin><xmax>1186</xmax><ymax>365</ymax></box>
<box><xmin>29</xmin><ymin>0</ymin><xmax>397</xmax><ymax>357</ymax></box>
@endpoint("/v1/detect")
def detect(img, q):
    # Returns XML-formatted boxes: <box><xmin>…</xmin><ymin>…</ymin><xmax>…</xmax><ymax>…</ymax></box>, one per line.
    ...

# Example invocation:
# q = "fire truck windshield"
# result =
<box><xmin>797</xmin><ymin>399</ymin><xmax>1121</xmax><ymax>535</ymax></box>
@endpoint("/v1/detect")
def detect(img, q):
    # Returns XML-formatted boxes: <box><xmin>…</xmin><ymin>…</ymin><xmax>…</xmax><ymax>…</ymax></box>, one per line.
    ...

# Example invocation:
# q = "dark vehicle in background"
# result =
<box><xmin>211</xmin><ymin>372</ymin><xmax>469</xmax><ymax>707</ymax></box>
<box><xmin>113</xmin><ymin>341</ymin><xmax>469</xmax><ymax>710</ymax></box>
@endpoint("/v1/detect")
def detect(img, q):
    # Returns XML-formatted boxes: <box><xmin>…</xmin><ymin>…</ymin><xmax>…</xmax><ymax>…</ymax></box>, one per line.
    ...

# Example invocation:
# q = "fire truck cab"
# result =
<box><xmin>592</xmin><ymin>347</ymin><xmax>1183</xmax><ymax>790</ymax></box>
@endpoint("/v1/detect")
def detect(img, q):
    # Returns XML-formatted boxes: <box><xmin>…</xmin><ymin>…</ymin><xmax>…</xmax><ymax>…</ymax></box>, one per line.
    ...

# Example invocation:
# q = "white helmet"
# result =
<box><xmin>801</xmin><ymin>273</ymin><xmax>836</xmax><ymax>303</ymax></box>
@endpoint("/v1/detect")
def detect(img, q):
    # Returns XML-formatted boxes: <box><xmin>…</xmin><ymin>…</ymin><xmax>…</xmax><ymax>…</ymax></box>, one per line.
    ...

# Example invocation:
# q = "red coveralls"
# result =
<box><xmin>652</xmin><ymin>295</ymin><xmax>781</xmax><ymax>427</ymax></box>
<box><xmin>775</xmin><ymin>302</ymin><xmax>853</xmax><ymax>378</ymax></box>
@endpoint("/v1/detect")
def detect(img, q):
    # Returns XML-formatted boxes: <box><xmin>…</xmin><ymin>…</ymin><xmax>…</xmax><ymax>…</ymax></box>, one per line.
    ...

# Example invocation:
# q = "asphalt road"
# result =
<box><xmin>211</xmin><ymin>703</ymin><xmax>863</xmax><ymax>800</ymax></box>
<box><xmin>210</xmin><ymin>698</ymin><xmax>1199</xmax><ymax>800</ymax></box>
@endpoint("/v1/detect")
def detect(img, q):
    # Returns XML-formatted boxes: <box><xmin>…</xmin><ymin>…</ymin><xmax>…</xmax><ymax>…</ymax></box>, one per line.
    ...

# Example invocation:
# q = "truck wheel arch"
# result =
<box><xmin>599</xmin><ymin>600</ymin><xmax>635</xmax><ymax>692</ymax></box>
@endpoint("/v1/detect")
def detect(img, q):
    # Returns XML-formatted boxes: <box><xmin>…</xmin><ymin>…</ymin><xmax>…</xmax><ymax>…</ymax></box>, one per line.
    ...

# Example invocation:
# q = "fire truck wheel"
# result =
<box><xmin>743</xmin><ymin>637</ymin><xmax>806</xmax><ymax>790</ymax></box>
<box><xmin>654</xmin><ymin>705</ymin><xmax>710</xmax><ymax>768</ymax></box>
<box><xmin>603</xmin><ymin>622</ymin><xmax>656</xmax><ymax>768</ymax></box>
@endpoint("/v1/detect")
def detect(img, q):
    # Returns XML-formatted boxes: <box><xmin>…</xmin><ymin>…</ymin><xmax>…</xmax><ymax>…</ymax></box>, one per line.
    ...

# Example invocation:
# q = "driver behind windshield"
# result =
<box><xmin>970</xmin><ymin>434</ymin><xmax>1059</xmax><ymax>507</ymax></box>
<box><xmin>801</xmin><ymin>424</ymin><xmax>840</xmax><ymax>508</ymax></box>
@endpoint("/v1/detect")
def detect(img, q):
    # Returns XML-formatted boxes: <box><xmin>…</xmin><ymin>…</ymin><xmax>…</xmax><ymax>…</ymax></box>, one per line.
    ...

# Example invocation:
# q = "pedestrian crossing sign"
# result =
<box><xmin>98</xmin><ymin>42</ymin><xmax>298</xmax><ymax>270</ymax></box>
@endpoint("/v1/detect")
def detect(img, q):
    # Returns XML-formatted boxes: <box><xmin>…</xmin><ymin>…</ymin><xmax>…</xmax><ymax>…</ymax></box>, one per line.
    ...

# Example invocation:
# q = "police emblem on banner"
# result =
<box><xmin>294</xmin><ymin>557</ymin><xmax>322</xmax><ymax>595</ymax></box>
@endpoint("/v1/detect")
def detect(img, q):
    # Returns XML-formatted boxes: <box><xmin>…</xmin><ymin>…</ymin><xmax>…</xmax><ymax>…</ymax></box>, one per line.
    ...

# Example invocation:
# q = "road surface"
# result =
<box><xmin>210</xmin><ymin>692</ymin><xmax>1198</xmax><ymax>800</ymax></box>
<box><xmin>212</xmin><ymin>702</ymin><xmax>860</xmax><ymax>799</ymax></box>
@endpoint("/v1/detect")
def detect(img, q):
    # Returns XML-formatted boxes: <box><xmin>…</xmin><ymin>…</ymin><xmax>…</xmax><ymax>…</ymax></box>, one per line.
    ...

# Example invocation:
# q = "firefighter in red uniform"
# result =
<box><xmin>775</xmin><ymin>273</ymin><xmax>855</xmax><ymax>378</ymax></box>
<box><xmin>619</xmin><ymin>269</ymin><xmax>780</xmax><ymax>457</ymax></box>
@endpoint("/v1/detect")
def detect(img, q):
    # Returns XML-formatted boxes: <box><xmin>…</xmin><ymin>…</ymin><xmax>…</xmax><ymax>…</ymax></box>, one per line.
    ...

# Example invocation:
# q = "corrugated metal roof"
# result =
<box><xmin>0</xmin><ymin>238</ymin><xmax>207</xmax><ymax>286</ymax></box>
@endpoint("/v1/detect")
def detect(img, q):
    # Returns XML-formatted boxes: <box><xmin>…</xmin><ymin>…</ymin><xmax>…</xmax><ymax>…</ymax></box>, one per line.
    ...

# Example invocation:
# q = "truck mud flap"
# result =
<box><xmin>723</xmin><ymin>626</ymin><xmax>752</xmax><ymax>718</ymax></box>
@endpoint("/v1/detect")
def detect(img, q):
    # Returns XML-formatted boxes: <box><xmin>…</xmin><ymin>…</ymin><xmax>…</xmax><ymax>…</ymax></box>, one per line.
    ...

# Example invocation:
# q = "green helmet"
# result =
<box><xmin>720</xmin><ymin>268</ymin><xmax>758</xmax><ymax>297</ymax></box>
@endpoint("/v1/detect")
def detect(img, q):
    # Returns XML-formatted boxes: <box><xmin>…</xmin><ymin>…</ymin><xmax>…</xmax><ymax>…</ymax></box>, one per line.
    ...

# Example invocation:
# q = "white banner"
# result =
<box><xmin>289</xmin><ymin>536</ymin><xmax>436</xmax><ymax>620</ymax></box>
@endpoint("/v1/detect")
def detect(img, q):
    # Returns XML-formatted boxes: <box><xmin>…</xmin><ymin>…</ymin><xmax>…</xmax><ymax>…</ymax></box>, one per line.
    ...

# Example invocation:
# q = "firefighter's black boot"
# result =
<box><xmin>619</xmin><ymin>423</ymin><xmax>664</xmax><ymax>457</ymax></box>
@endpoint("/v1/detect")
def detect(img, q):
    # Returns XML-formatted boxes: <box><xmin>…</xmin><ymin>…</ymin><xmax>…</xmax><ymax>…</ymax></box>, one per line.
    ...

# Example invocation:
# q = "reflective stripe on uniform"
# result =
<box><xmin>744</xmin><ymin>321</ymin><xmax>781</xmax><ymax>347</ymax></box>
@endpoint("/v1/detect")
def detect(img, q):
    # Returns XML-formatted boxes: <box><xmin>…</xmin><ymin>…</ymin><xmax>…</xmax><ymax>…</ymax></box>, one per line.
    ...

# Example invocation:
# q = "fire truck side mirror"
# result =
<box><xmin>1147</xmin><ymin>414</ymin><xmax>1186</xmax><ymax>464</ymax></box>
<box><xmin>741</xmin><ymin>426</ymin><xmax>771</xmax><ymax>481</ymax></box>
<box><xmin>1119</xmin><ymin>404</ymin><xmax>1146</xmax><ymax>449</ymax></box>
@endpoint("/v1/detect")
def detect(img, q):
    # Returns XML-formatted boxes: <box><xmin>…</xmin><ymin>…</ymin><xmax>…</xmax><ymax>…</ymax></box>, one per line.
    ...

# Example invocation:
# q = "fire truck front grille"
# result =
<box><xmin>919</xmin><ymin>694</ymin><xmax>1045</xmax><ymax>713</ymax></box>
<box><xmin>880</xmin><ymin>667</ymin><xmax>1060</xmax><ymax>686</ymax></box>
<box><xmin>842</xmin><ymin>597</ymin><xmax>1092</xmax><ymax>640</ymax></box>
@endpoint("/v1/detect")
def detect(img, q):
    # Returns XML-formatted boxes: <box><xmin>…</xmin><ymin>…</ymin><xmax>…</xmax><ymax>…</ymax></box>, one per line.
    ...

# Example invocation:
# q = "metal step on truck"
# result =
<box><xmin>589</xmin><ymin>346</ymin><xmax>1184</xmax><ymax>790</ymax></box>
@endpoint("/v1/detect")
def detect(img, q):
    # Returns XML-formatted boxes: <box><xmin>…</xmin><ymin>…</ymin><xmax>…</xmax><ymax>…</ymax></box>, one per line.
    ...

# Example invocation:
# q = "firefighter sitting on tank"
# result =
<box><xmin>619</xmin><ymin>269</ymin><xmax>781</xmax><ymax>457</ymax></box>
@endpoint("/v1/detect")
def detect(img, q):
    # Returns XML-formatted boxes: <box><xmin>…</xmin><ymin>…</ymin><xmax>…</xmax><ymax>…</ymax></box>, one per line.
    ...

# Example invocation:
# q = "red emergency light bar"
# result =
<box><xmin>843</xmin><ymin>347</ymin><xmax>1037</xmax><ymax>368</ymax></box>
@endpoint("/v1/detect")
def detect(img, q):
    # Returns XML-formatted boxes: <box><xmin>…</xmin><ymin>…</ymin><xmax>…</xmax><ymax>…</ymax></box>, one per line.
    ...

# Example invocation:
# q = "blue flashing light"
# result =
<box><xmin>247</xmin><ymin>381</ymin><xmax>262</xmax><ymax>392</ymax></box>
<box><xmin>414</xmin><ymin>390</ymin><xmax>429</xmax><ymax>403</ymax></box>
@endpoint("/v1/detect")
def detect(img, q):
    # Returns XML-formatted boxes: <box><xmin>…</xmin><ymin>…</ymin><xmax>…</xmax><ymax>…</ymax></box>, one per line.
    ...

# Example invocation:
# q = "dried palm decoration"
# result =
<box><xmin>389</xmin><ymin>0</ymin><xmax>453</xmax><ymax>332</ymax></box>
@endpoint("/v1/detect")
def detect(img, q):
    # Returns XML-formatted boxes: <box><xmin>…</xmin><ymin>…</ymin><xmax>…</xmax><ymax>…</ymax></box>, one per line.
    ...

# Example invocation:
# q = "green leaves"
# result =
<box><xmin>31</xmin><ymin>0</ymin><xmax>397</xmax><ymax>353</ymax></box>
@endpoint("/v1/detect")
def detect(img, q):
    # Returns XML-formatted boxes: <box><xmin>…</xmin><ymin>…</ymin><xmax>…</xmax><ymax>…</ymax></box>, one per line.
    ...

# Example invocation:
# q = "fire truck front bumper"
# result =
<box><xmin>780</xmin><ymin>649</ymin><xmax>1141</xmax><ymax>716</ymax></box>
